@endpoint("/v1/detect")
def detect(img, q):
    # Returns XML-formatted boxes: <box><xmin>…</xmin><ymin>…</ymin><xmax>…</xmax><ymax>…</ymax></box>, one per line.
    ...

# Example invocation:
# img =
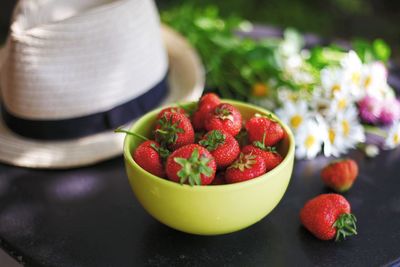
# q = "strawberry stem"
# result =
<box><xmin>333</xmin><ymin>213</ymin><xmax>357</xmax><ymax>241</ymax></box>
<box><xmin>114</xmin><ymin>128</ymin><xmax>149</xmax><ymax>141</ymax></box>
<box><xmin>228</xmin><ymin>153</ymin><xmax>257</xmax><ymax>172</ymax></box>
<box><xmin>155</xmin><ymin>116</ymin><xmax>185</xmax><ymax>146</ymax></box>
<box><xmin>174</xmin><ymin>148</ymin><xmax>212</xmax><ymax>186</ymax></box>
<box><xmin>199</xmin><ymin>130</ymin><xmax>226</xmax><ymax>151</ymax></box>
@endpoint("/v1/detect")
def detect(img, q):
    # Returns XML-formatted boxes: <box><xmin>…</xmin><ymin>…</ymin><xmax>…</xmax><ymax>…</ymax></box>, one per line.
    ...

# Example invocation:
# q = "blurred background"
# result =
<box><xmin>1</xmin><ymin>0</ymin><xmax>399</xmax><ymax>59</ymax></box>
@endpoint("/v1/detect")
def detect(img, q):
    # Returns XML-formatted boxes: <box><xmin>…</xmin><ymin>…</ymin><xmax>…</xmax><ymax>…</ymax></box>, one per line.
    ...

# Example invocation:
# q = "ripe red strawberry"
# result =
<box><xmin>199</xmin><ymin>130</ymin><xmax>240</xmax><ymax>169</ymax></box>
<box><xmin>192</xmin><ymin>93</ymin><xmax>221</xmax><ymax>130</ymax></box>
<box><xmin>154</xmin><ymin>112</ymin><xmax>195</xmax><ymax>151</ymax></box>
<box><xmin>242</xmin><ymin>145</ymin><xmax>282</xmax><ymax>172</ymax></box>
<box><xmin>199</xmin><ymin>93</ymin><xmax>221</xmax><ymax>111</ymax></box>
<box><xmin>300</xmin><ymin>194</ymin><xmax>357</xmax><ymax>241</ymax></box>
<box><xmin>225</xmin><ymin>152</ymin><xmax>266</xmax><ymax>183</ymax></box>
<box><xmin>321</xmin><ymin>159</ymin><xmax>358</xmax><ymax>192</ymax></box>
<box><xmin>204</xmin><ymin>103</ymin><xmax>242</xmax><ymax>136</ymax></box>
<box><xmin>192</xmin><ymin>106</ymin><xmax>210</xmax><ymax>131</ymax></box>
<box><xmin>157</xmin><ymin>106</ymin><xmax>188</xmax><ymax>119</ymax></box>
<box><xmin>245</xmin><ymin>115</ymin><xmax>284</xmax><ymax>146</ymax></box>
<box><xmin>166</xmin><ymin>144</ymin><xmax>217</xmax><ymax>185</ymax></box>
<box><xmin>133</xmin><ymin>140</ymin><xmax>169</xmax><ymax>178</ymax></box>
<box><xmin>211</xmin><ymin>172</ymin><xmax>226</xmax><ymax>185</ymax></box>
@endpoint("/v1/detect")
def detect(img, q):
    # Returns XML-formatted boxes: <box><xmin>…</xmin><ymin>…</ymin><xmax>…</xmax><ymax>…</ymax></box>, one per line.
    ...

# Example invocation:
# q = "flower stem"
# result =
<box><xmin>363</xmin><ymin>125</ymin><xmax>387</xmax><ymax>138</ymax></box>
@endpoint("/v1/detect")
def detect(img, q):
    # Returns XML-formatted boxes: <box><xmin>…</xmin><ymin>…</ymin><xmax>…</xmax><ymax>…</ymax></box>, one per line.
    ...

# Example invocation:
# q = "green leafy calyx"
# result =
<box><xmin>155</xmin><ymin>115</ymin><xmax>185</xmax><ymax>146</ymax></box>
<box><xmin>333</xmin><ymin>213</ymin><xmax>357</xmax><ymax>241</ymax></box>
<box><xmin>253</xmin><ymin>131</ymin><xmax>277</xmax><ymax>152</ymax></box>
<box><xmin>199</xmin><ymin>130</ymin><xmax>226</xmax><ymax>151</ymax></box>
<box><xmin>174</xmin><ymin>148</ymin><xmax>213</xmax><ymax>186</ymax></box>
<box><xmin>150</xmin><ymin>143</ymin><xmax>170</xmax><ymax>160</ymax></box>
<box><xmin>228</xmin><ymin>153</ymin><xmax>257</xmax><ymax>172</ymax></box>
<box><xmin>215</xmin><ymin>107</ymin><xmax>234</xmax><ymax>122</ymax></box>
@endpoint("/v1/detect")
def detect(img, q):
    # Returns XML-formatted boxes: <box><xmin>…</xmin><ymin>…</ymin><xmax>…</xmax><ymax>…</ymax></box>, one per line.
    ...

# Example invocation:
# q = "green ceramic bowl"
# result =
<box><xmin>123</xmin><ymin>100</ymin><xmax>295</xmax><ymax>235</ymax></box>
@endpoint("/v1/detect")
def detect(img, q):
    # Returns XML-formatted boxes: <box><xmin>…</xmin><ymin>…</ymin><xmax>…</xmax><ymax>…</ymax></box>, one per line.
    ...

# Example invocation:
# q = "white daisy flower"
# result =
<box><xmin>295</xmin><ymin>119</ymin><xmax>324</xmax><ymax>159</ymax></box>
<box><xmin>321</xmin><ymin>67</ymin><xmax>350</xmax><ymax>98</ymax></box>
<box><xmin>276</xmin><ymin>100</ymin><xmax>310</xmax><ymax>132</ymax></box>
<box><xmin>326</xmin><ymin>91</ymin><xmax>353</xmax><ymax>117</ymax></box>
<box><xmin>321</xmin><ymin>118</ymin><xmax>348</xmax><ymax>157</ymax></box>
<box><xmin>336</xmin><ymin>107</ymin><xmax>366</xmax><ymax>150</ymax></box>
<box><xmin>384</xmin><ymin>121</ymin><xmax>400</xmax><ymax>149</ymax></box>
<box><xmin>360</xmin><ymin>62</ymin><xmax>388</xmax><ymax>99</ymax></box>
<box><xmin>277</xmin><ymin>87</ymin><xmax>301</xmax><ymax>103</ymax></box>
<box><xmin>341</xmin><ymin>51</ymin><xmax>363</xmax><ymax>99</ymax></box>
<box><xmin>323</xmin><ymin>106</ymin><xmax>365</xmax><ymax>157</ymax></box>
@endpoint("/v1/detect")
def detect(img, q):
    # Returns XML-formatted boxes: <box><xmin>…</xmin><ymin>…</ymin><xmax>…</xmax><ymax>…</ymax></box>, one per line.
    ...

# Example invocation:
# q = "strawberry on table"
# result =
<box><xmin>166</xmin><ymin>144</ymin><xmax>217</xmax><ymax>185</ymax></box>
<box><xmin>225</xmin><ymin>152</ymin><xmax>266</xmax><ymax>183</ymax></box>
<box><xmin>157</xmin><ymin>106</ymin><xmax>188</xmax><ymax>119</ymax></box>
<box><xmin>199</xmin><ymin>130</ymin><xmax>240</xmax><ymax>169</ymax></box>
<box><xmin>133</xmin><ymin>140</ymin><xmax>169</xmax><ymax>178</ymax></box>
<box><xmin>300</xmin><ymin>194</ymin><xmax>357</xmax><ymax>241</ymax></box>
<box><xmin>192</xmin><ymin>93</ymin><xmax>221</xmax><ymax>130</ymax></box>
<box><xmin>204</xmin><ymin>103</ymin><xmax>242</xmax><ymax>136</ymax></box>
<box><xmin>321</xmin><ymin>159</ymin><xmax>359</xmax><ymax>193</ymax></box>
<box><xmin>154</xmin><ymin>112</ymin><xmax>195</xmax><ymax>151</ymax></box>
<box><xmin>245</xmin><ymin>115</ymin><xmax>284</xmax><ymax>146</ymax></box>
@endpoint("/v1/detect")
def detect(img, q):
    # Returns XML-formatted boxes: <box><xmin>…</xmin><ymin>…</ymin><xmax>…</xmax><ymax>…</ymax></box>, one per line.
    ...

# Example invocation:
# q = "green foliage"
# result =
<box><xmin>162</xmin><ymin>5</ymin><xmax>284</xmax><ymax>100</ymax></box>
<box><xmin>161</xmin><ymin>4</ymin><xmax>391</xmax><ymax>101</ymax></box>
<box><xmin>352</xmin><ymin>38</ymin><xmax>391</xmax><ymax>63</ymax></box>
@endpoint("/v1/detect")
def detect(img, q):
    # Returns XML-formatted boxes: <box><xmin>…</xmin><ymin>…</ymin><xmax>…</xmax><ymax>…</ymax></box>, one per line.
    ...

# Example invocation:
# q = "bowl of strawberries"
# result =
<box><xmin>122</xmin><ymin>94</ymin><xmax>295</xmax><ymax>235</ymax></box>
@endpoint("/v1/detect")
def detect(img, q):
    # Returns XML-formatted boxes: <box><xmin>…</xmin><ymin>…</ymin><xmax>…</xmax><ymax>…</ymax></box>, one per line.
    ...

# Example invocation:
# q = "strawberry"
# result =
<box><xmin>199</xmin><ymin>93</ymin><xmax>221</xmax><ymax>111</ymax></box>
<box><xmin>242</xmin><ymin>130</ymin><xmax>283</xmax><ymax>171</ymax></box>
<box><xmin>242</xmin><ymin>145</ymin><xmax>282</xmax><ymax>172</ymax></box>
<box><xmin>245</xmin><ymin>115</ymin><xmax>284</xmax><ymax>146</ymax></box>
<box><xmin>199</xmin><ymin>130</ymin><xmax>240</xmax><ymax>169</ymax></box>
<box><xmin>154</xmin><ymin>112</ymin><xmax>195</xmax><ymax>151</ymax></box>
<box><xmin>192</xmin><ymin>107</ymin><xmax>210</xmax><ymax>131</ymax></box>
<box><xmin>157</xmin><ymin>106</ymin><xmax>188</xmax><ymax>119</ymax></box>
<box><xmin>204</xmin><ymin>103</ymin><xmax>242</xmax><ymax>136</ymax></box>
<box><xmin>165</xmin><ymin>144</ymin><xmax>217</xmax><ymax>185</ymax></box>
<box><xmin>133</xmin><ymin>140</ymin><xmax>169</xmax><ymax>178</ymax></box>
<box><xmin>300</xmin><ymin>194</ymin><xmax>357</xmax><ymax>241</ymax></box>
<box><xmin>321</xmin><ymin>159</ymin><xmax>358</xmax><ymax>193</ymax></box>
<box><xmin>211</xmin><ymin>172</ymin><xmax>226</xmax><ymax>185</ymax></box>
<box><xmin>114</xmin><ymin>128</ymin><xmax>169</xmax><ymax>177</ymax></box>
<box><xmin>225</xmin><ymin>152</ymin><xmax>266</xmax><ymax>183</ymax></box>
<box><xmin>192</xmin><ymin>93</ymin><xmax>221</xmax><ymax>130</ymax></box>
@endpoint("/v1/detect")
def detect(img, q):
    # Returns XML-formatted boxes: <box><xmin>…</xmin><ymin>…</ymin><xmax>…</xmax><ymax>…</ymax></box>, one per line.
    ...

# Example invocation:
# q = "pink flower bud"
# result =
<box><xmin>379</xmin><ymin>98</ymin><xmax>400</xmax><ymax>125</ymax></box>
<box><xmin>358</xmin><ymin>95</ymin><xmax>382</xmax><ymax>124</ymax></box>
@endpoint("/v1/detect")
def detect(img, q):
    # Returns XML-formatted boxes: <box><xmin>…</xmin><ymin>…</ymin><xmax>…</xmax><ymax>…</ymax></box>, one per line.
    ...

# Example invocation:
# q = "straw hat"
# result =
<box><xmin>0</xmin><ymin>0</ymin><xmax>204</xmax><ymax>169</ymax></box>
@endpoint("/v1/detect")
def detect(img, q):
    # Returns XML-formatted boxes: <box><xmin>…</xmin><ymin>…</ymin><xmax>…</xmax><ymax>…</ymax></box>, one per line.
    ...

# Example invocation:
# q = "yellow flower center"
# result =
<box><xmin>394</xmin><ymin>133</ymin><xmax>399</xmax><ymax>145</ymax></box>
<box><xmin>364</xmin><ymin>76</ymin><xmax>372</xmax><ymax>88</ymax></box>
<box><xmin>290</xmin><ymin>115</ymin><xmax>303</xmax><ymax>129</ymax></box>
<box><xmin>338</xmin><ymin>99</ymin><xmax>347</xmax><ymax>110</ymax></box>
<box><xmin>331</xmin><ymin>84</ymin><xmax>341</xmax><ymax>94</ymax></box>
<box><xmin>329</xmin><ymin>129</ymin><xmax>336</xmax><ymax>144</ymax></box>
<box><xmin>342</xmin><ymin>120</ymin><xmax>350</xmax><ymax>136</ymax></box>
<box><xmin>352</xmin><ymin>72</ymin><xmax>360</xmax><ymax>85</ymax></box>
<box><xmin>252</xmin><ymin>83</ymin><xmax>269</xmax><ymax>97</ymax></box>
<box><xmin>305</xmin><ymin>135</ymin><xmax>316</xmax><ymax>149</ymax></box>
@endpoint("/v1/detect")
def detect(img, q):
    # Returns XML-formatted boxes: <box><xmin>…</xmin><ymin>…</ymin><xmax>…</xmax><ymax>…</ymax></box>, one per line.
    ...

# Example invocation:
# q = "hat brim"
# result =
<box><xmin>0</xmin><ymin>25</ymin><xmax>204</xmax><ymax>169</ymax></box>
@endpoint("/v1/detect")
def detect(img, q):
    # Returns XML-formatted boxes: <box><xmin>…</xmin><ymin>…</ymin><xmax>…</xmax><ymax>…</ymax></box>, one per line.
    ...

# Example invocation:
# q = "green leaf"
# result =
<box><xmin>373</xmin><ymin>39</ymin><xmax>391</xmax><ymax>63</ymax></box>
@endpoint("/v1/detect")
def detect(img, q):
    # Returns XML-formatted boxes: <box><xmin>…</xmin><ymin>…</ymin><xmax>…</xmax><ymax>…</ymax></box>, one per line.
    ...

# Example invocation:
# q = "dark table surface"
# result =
<box><xmin>1</xmin><ymin>148</ymin><xmax>400</xmax><ymax>267</ymax></box>
<box><xmin>2</xmin><ymin>26</ymin><xmax>400</xmax><ymax>267</ymax></box>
